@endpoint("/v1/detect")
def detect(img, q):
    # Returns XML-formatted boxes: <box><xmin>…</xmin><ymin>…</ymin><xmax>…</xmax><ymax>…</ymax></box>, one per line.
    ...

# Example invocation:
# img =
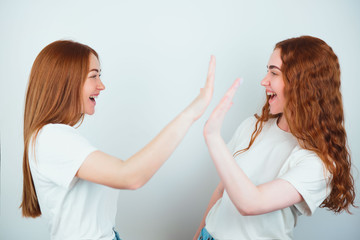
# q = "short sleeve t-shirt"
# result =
<box><xmin>205</xmin><ymin>117</ymin><xmax>331</xmax><ymax>240</ymax></box>
<box><xmin>29</xmin><ymin>124</ymin><xmax>119</xmax><ymax>240</ymax></box>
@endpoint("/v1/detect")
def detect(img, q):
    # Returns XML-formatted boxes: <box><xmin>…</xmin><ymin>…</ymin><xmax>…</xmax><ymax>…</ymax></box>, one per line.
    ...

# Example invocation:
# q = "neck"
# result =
<box><xmin>277</xmin><ymin>115</ymin><xmax>290</xmax><ymax>132</ymax></box>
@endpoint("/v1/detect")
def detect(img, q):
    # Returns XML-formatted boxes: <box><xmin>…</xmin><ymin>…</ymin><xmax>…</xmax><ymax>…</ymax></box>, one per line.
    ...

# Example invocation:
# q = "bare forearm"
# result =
<box><xmin>205</xmin><ymin>135</ymin><xmax>262</xmax><ymax>215</ymax></box>
<box><xmin>122</xmin><ymin>56</ymin><xmax>216</xmax><ymax>188</ymax></box>
<box><xmin>125</xmin><ymin>110</ymin><xmax>195</xmax><ymax>188</ymax></box>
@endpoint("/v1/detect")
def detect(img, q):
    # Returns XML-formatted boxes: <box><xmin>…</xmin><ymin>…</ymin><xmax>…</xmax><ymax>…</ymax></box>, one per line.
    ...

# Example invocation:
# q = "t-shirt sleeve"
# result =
<box><xmin>278</xmin><ymin>148</ymin><xmax>331</xmax><ymax>216</ymax></box>
<box><xmin>33</xmin><ymin>124</ymin><xmax>97</xmax><ymax>188</ymax></box>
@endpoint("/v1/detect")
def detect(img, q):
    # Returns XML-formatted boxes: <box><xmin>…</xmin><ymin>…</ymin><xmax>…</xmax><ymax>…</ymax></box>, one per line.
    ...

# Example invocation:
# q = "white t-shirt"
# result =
<box><xmin>29</xmin><ymin>124</ymin><xmax>119</xmax><ymax>240</ymax></box>
<box><xmin>205</xmin><ymin>117</ymin><xmax>331</xmax><ymax>240</ymax></box>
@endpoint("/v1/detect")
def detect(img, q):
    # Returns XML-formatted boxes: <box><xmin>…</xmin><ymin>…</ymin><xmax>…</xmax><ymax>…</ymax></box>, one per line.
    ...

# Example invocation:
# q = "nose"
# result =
<box><xmin>261</xmin><ymin>74</ymin><xmax>270</xmax><ymax>86</ymax></box>
<box><xmin>97</xmin><ymin>79</ymin><xmax>105</xmax><ymax>91</ymax></box>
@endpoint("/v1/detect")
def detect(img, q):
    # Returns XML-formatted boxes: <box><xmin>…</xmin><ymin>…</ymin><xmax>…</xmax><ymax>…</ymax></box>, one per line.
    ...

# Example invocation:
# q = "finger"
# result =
<box><xmin>213</xmin><ymin>78</ymin><xmax>243</xmax><ymax>115</ymax></box>
<box><xmin>221</xmin><ymin>96</ymin><xmax>233</xmax><ymax>112</ymax></box>
<box><xmin>223</xmin><ymin>78</ymin><xmax>243</xmax><ymax>102</ymax></box>
<box><xmin>212</xmin><ymin>96</ymin><xmax>233</xmax><ymax>118</ymax></box>
<box><xmin>204</xmin><ymin>55</ymin><xmax>216</xmax><ymax>90</ymax></box>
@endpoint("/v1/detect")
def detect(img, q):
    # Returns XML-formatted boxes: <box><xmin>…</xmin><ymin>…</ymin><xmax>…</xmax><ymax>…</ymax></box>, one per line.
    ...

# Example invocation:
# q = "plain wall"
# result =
<box><xmin>0</xmin><ymin>0</ymin><xmax>359</xmax><ymax>239</ymax></box>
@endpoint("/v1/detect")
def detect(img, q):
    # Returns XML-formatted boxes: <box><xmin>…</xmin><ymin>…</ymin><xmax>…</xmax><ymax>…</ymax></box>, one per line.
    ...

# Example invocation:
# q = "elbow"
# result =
<box><xmin>234</xmin><ymin>193</ymin><xmax>264</xmax><ymax>216</ymax></box>
<box><xmin>116</xmin><ymin>175</ymin><xmax>146</xmax><ymax>190</ymax></box>
<box><xmin>238</xmin><ymin>209</ymin><xmax>255</xmax><ymax>216</ymax></box>
<box><xmin>124</xmin><ymin>181</ymin><xmax>143</xmax><ymax>190</ymax></box>
<box><xmin>112</xmin><ymin>164</ymin><xmax>147</xmax><ymax>190</ymax></box>
<box><xmin>113</xmin><ymin>181</ymin><xmax>143</xmax><ymax>190</ymax></box>
<box><xmin>236</xmin><ymin>204</ymin><xmax>259</xmax><ymax>216</ymax></box>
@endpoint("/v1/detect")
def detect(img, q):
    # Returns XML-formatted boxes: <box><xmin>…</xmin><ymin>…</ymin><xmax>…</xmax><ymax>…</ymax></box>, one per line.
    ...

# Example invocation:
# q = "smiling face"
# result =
<box><xmin>82</xmin><ymin>53</ymin><xmax>105</xmax><ymax>115</ymax></box>
<box><xmin>261</xmin><ymin>48</ymin><xmax>285</xmax><ymax>115</ymax></box>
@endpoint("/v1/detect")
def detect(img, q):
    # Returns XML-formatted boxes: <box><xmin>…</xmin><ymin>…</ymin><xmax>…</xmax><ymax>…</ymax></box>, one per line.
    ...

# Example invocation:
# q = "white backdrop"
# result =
<box><xmin>0</xmin><ymin>0</ymin><xmax>359</xmax><ymax>239</ymax></box>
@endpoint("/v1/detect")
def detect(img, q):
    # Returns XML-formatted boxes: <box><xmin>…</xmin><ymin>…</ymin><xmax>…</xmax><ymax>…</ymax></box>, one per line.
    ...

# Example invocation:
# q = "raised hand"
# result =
<box><xmin>184</xmin><ymin>55</ymin><xmax>216</xmax><ymax>121</ymax></box>
<box><xmin>204</xmin><ymin>78</ymin><xmax>243</xmax><ymax>137</ymax></box>
<box><xmin>77</xmin><ymin>56</ymin><xmax>221</xmax><ymax>192</ymax></box>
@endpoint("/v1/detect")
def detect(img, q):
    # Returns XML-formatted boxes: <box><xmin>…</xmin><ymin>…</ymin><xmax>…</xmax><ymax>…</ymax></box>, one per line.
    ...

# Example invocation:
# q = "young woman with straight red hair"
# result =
<box><xmin>21</xmin><ymin>40</ymin><xmax>216</xmax><ymax>240</ymax></box>
<box><xmin>194</xmin><ymin>36</ymin><xmax>356</xmax><ymax>240</ymax></box>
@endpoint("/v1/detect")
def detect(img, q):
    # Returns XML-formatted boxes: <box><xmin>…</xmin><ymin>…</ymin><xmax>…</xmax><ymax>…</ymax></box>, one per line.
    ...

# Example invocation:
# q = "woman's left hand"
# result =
<box><xmin>204</xmin><ymin>78</ymin><xmax>242</xmax><ymax>138</ymax></box>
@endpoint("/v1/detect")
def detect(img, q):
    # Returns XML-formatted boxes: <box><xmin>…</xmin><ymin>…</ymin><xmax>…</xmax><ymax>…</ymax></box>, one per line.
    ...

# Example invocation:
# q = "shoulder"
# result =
<box><xmin>35</xmin><ymin>123</ymin><xmax>94</xmax><ymax>152</ymax></box>
<box><xmin>227</xmin><ymin>116</ymin><xmax>258</xmax><ymax>152</ymax></box>
<box><xmin>37</xmin><ymin>124</ymin><xmax>84</xmax><ymax>143</ymax></box>
<box><xmin>235</xmin><ymin>116</ymin><xmax>257</xmax><ymax>132</ymax></box>
<box><xmin>237</xmin><ymin>116</ymin><xmax>276</xmax><ymax>130</ymax></box>
<box><xmin>288</xmin><ymin>146</ymin><xmax>323</xmax><ymax>166</ymax></box>
<box><xmin>280</xmin><ymin>146</ymin><xmax>330</xmax><ymax>179</ymax></box>
<box><xmin>242</xmin><ymin>116</ymin><xmax>258</xmax><ymax>127</ymax></box>
<box><xmin>232</xmin><ymin>115</ymin><xmax>276</xmax><ymax>137</ymax></box>
<box><xmin>40</xmin><ymin>123</ymin><xmax>79</xmax><ymax>136</ymax></box>
<box><xmin>279</xmin><ymin>146</ymin><xmax>331</xmax><ymax>216</ymax></box>
<box><xmin>31</xmin><ymin>124</ymin><xmax>97</xmax><ymax>188</ymax></box>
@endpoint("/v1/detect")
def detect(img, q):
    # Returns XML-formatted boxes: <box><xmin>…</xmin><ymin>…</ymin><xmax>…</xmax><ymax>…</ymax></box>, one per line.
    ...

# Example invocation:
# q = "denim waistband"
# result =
<box><xmin>198</xmin><ymin>227</ymin><xmax>214</xmax><ymax>240</ymax></box>
<box><xmin>113</xmin><ymin>228</ymin><xmax>122</xmax><ymax>240</ymax></box>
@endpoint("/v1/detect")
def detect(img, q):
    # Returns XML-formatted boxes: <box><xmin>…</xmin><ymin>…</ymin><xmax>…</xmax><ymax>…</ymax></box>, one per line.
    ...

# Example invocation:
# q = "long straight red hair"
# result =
<box><xmin>234</xmin><ymin>36</ymin><xmax>356</xmax><ymax>213</ymax></box>
<box><xmin>21</xmin><ymin>40</ymin><xmax>98</xmax><ymax>217</ymax></box>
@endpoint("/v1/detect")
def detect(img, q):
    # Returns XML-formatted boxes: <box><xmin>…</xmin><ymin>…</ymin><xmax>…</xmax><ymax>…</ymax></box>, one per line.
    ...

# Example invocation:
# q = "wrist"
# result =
<box><xmin>177</xmin><ymin>109</ymin><xmax>197</xmax><ymax>129</ymax></box>
<box><xmin>204</xmin><ymin>132</ymin><xmax>223</xmax><ymax>144</ymax></box>
<box><xmin>181</xmin><ymin>106</ymin><xmax>198</xmax><ymax>123</ymax></box>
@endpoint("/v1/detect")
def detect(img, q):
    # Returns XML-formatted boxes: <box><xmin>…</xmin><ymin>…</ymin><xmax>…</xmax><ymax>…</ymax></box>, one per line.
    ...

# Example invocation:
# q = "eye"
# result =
<box><xmin>266</xmin><ymin>70</ymin><xmax>277</xmax><ymax>76</ymax></box>
<box><xmin>90</xmin><ymin>74</ymin><xmax>101</xmax><ymax>79</ymax></box>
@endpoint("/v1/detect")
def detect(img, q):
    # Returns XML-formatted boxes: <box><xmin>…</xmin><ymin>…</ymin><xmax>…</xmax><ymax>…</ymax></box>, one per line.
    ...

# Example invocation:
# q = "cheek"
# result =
<box><xmin>82</xmin><ymin>90</ymin><xmax>88</xmax><ymax>102</ymax></box>
<box><xmin>278</xmin><ymin>82</ymin><xmax>286</xmax><ymax>99</ymax></box>
<box><xmin>82</xmin><ymin>79</ymin><xmax>94</xmax><ymax>94</ymax></box>
<box><xmin>278</xmin><ymin>89</ymin><xmax>285</xmax><ymax>102</ymax></box>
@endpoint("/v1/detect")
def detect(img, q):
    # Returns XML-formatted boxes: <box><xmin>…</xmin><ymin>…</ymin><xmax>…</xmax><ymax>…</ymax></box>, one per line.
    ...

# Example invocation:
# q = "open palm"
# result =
<box><xmin>204</xmin><ymin>78</ymin><xmax>242</xmax><ymax>137</ymax></box>
<box><xmin>185</xmin><ymin>56</ymin><xmax>216</xmax><ymax>121</ymax></box>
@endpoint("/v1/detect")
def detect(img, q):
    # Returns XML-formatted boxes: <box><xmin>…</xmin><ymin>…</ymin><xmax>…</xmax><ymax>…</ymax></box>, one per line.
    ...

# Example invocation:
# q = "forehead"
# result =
<box><xmin>268</xmin><ymin>48</ymin><xmax>282</xmax><ymax>68</ymax></box>
<box><xmin>89</xmin><ymin>53</ymin><xmax>100</xmax><ymax>69</ymax></box>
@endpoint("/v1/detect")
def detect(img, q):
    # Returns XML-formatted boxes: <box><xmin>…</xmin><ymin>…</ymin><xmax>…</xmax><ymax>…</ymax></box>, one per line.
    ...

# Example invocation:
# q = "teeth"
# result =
<box><xmin>267</xmin><ymin>92</ymin><xmax>276</xmax><ymax>97</ymax></box>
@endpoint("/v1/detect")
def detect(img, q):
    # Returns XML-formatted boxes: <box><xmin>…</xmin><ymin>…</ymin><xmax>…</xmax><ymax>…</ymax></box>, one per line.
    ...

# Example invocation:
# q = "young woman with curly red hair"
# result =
<box><xmin>194</xmin><ymin>36</ymin><xmax>356</xmax><ymax>240</ymax></box>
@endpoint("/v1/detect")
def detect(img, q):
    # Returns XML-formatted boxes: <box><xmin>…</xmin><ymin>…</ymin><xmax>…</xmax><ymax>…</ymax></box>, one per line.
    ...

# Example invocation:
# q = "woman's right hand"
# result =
<box><xmin>184</xmin><ymin>56</ymin><xmax>216</xmax><ymax>121</ymax></box>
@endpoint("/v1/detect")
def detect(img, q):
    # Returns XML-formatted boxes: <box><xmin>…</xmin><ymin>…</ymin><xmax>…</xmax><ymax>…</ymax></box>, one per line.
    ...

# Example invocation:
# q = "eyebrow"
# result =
<box><xmin>89</xmin><ymin>68</ymin><xmax>101</xmax><ymax>73</ymax></box>
<box><xmin>267</xmin><ymin>65</ymin><xmax>281</xmax><ymax>71</ymax></box>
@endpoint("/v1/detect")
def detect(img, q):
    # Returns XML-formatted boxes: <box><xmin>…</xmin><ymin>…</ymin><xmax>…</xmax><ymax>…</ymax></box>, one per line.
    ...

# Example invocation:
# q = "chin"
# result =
<box><xmin>269</xmin><ymin>108</ymin><xmax>281</xmax><ymax>115</ymax></box>
<box><xmin>85</xmin><ymin>109</ymin><xmax>95</xmax><ymax>115</ymax></box>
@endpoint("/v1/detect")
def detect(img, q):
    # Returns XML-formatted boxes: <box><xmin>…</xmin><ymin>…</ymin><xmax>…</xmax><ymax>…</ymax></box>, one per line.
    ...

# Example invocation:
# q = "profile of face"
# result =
<box><xmin>261</xmin><ymin>48</ymin><xmax>285</xmax><ymax>115</ymax></box>
<box><xmin>82</xmin><ymin>53</ymin><xmax>105</xmax><ymax>115</ymax></box>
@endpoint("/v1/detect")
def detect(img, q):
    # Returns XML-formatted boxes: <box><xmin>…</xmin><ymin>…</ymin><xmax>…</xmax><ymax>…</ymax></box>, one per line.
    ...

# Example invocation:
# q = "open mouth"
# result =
<box><xmin>89</xmin><ymin>96</ymin><xmax>97</xmax><ymax>103</ymax></box>
<box><xmin>267</xmin><ymin>92</ymin><xmax>277</xmax><ymax>101</ymax></box>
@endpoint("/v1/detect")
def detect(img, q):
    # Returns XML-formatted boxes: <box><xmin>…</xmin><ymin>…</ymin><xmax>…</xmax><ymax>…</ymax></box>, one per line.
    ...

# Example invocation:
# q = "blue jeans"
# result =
<box><xmin>113</xmin><ymin>229</ymin><xmax>122</xmax><ymax>240</ymax></box>
<box><xmin>198</xmin><ymin>227</ymin><xmax>214</xmax><ymax>240</ymax></box>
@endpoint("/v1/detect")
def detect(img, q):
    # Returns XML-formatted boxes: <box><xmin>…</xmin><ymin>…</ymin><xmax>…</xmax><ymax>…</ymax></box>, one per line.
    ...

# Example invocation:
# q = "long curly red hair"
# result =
<box><xmin>235</xmin><ymin>36</ymin><xmax>356</xmax><ymax>213</ymax></box>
